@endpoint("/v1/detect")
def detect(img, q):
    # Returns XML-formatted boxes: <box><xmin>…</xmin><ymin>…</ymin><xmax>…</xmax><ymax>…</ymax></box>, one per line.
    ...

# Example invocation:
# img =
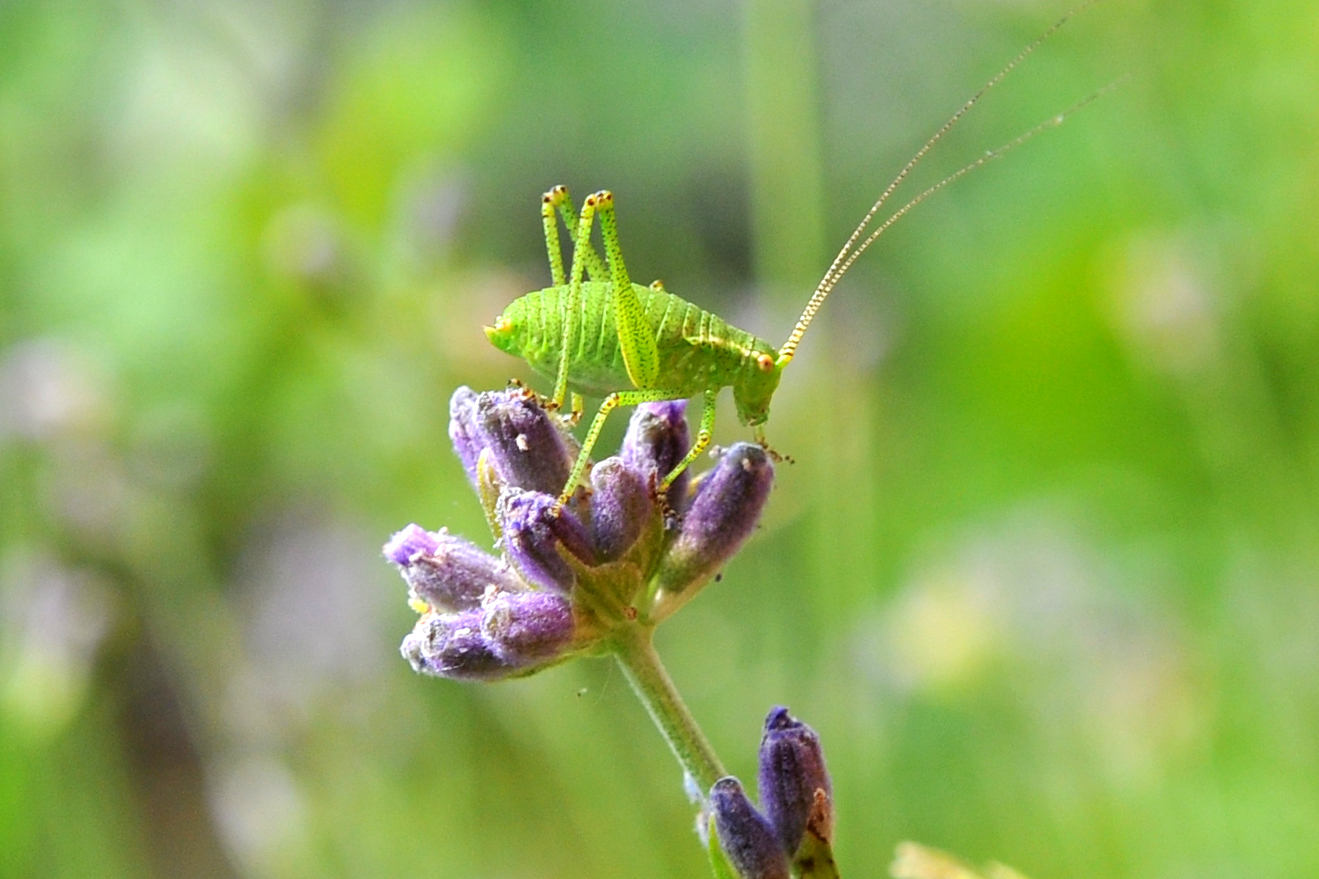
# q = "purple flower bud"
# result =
<box><xmin>710</xmin><ymin>777</ymin><xmax>790</xmax><ymax>879</ymax></box>
<box><xmin>758</xmin><ymin>707</ymin><xmax>833</xmax><ymax>854</ymax></box>
<box><xmin>448</xmin><ymin>387</ymin><xmax>485</xmax><ymax>487</ymax></box>
<box><xmin>499</xmin><ymin>490</ymin><xmax>595</xmax><ymax>592</ymax></box>
<box><xmin>475</xmin><ymin>389</ymin><xmax>576</xmax><ymax>496</ymax></box>
<box><xmin>383</xmin><ymin>523</ymin><xmax>438</xmax><ymax>566</ymax></box>
<box><xmin>621</xmin><ymin>400</ymin><xmax>691</xmax><ymax>511</ymax></box>
<box><xmin>481</xmin><ymin>591</ymin><xmax>575</xmax><ymax>664</ymax></box>
<box><xmin>401</xmin><ymin>611</ymin><xmax>511</xmax><ymax>681</ymax></box>
<box><xmin>653</xmin><ymin>443</ymin><xmax>773</xmax><ymax>596</ymax></box>
<box><xmin>588</xmin><ymin>457</ymin><xmax>653</xmax><ymax>561</ymax></box>
<box><xmin>384</xmin><ymin>524</ymin><xmax>520</xmax><ymax>611</ymax></box>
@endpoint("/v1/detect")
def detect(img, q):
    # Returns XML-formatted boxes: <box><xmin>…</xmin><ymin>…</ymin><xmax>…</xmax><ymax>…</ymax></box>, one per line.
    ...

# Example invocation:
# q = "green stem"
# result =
<box><xmin>611</xmin><ymin>623</ymin><xmax>726</xmax><ymax>794</ymax></box>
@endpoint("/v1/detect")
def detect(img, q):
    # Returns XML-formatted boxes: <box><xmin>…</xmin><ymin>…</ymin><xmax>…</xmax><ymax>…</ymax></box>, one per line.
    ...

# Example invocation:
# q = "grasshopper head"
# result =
<box><xmin>732</xmin><ymin>349</ymin><xmax>785</xmax><ymax>427</ymax></box>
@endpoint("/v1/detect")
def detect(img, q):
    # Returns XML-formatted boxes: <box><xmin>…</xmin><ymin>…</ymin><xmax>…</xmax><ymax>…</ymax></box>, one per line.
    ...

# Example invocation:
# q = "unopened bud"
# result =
<box><xmin>384</xmin><ymin>524</ymin><xmax>520</xmax><ymax>612</ymax></box>
<box><xmin>653</xmin><ymin>443</ymin><xmax>773</xmax><ymax>596</ymax></box>
<box><xmin>758</xmin><ymin>706</ymin><xmax>833</xmax><ymax>854</ymax></box>
<box><xmin>621</xmin><ymin>401</ymin><xmax>691</xmax><ymax>511</ymax></box>
<box><xmin>401</xmin><ymin>611</ymin><xmax>510</xmax><ymax>681</ymax></box>
<box><xmin>481</xmin><ymin>590</ymin><xmax>575</xmax><ymax>664</ymax></box>
<box><xmin>448</xmin><ymin>387</ymin><xmax>485</xmax><ymax>487</ymax></box>
<box><xmin>499</xmin><ymin>490</ymin><xmax>595</xmax><ymax>592</ymax></box>
<box><xmin>475</xmin><ymin>389</ymin><xmax>576</xmax><ymax>495</ymax></box>
<box><xmin>588</xmin><ymin>456</ymin><xmax>653</xmax><ymax>561</ymax></box>
<box><xmin>710</xmin><ymin>777</ymin><xmax>790</xmax><ymax>879</ymax></box>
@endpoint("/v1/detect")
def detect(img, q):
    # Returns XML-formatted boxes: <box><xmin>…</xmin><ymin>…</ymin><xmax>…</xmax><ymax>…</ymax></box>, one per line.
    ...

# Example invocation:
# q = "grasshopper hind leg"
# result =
<box><xmin>551</xmin><ymin>186</ymin><xmax>608</xmax><ymax>282</ymax></box>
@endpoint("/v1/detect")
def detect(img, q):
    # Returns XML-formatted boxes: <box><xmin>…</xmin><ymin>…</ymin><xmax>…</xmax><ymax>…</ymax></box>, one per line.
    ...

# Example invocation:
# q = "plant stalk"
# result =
<box><xmin>611</xmin><ymin>623</ymin><xmax>726</xmax><ymax>794</ymax></box>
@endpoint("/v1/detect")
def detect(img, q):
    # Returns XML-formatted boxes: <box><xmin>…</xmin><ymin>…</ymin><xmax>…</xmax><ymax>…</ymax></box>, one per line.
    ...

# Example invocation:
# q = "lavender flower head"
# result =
<box><xmin>385</xmin><ymin>386</ymin><xmax>775</xmax><ymax>681</ymax></box>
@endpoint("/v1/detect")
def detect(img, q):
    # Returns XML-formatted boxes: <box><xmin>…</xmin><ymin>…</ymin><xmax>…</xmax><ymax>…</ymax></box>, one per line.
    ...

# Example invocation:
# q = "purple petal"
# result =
<box><xmin>383</xmin><ymin>523</ymin><xmax>439</xmax><ymax>566</ymax></box>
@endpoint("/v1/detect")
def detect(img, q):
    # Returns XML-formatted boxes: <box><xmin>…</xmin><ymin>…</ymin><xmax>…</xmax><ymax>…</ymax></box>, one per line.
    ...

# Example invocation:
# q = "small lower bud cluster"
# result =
<box><xmin>385</xmin><ymin>386</ymin><xmax>775</xmax><ymax>681</ymax></box>
<box><xmin>710</xmin><ymin>707</ymin><xmax>834</xmax><ymax>879</ymax></box>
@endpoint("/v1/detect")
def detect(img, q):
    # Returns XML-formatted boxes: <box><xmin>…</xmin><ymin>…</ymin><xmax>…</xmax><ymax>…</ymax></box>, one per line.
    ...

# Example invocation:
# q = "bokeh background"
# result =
<box><xmin>3</xmin><ymin>0</ymin><xmax>1317</xmax><ymax>876</ymax></box>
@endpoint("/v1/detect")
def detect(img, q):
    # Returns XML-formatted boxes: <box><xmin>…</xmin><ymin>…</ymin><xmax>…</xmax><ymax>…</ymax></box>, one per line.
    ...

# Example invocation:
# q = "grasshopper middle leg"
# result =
<box><xmin>557</xmin><ymin>388</ymin><xmax>691</xmax><ymax>508</ymax></box>
<box><xmin>556</xmin><ymin>388</ymin><xmax>719</xmax><ymax>508</ymax></box>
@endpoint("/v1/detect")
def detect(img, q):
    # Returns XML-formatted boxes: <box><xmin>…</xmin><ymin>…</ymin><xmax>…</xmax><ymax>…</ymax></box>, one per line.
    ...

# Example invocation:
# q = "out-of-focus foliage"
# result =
<box><xmin>2</xmin><ymin>0</ymin><xmax>1317</xmax><ymax>877</ymax></box>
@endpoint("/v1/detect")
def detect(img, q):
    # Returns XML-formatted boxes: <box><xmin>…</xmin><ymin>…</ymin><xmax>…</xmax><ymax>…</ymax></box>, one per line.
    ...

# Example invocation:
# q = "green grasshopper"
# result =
<box><xmin>485</xmin><ymin>6</ymin><xmax>1109</xmax><ymax>507</ymax></box>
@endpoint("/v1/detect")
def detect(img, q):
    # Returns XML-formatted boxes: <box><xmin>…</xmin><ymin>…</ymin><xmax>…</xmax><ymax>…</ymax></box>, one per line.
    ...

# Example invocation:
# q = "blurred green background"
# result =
<box><xmin>3</xmin><ymin>0</ymin><xmax>1317</xmax><ymax>876</ymax></box>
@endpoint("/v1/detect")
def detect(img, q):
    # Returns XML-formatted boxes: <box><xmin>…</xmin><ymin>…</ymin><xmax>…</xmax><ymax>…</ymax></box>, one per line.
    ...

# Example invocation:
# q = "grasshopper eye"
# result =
<box><xmin>756</xmin><ymin>353</ymin><xmax>774</xmax><ymax>372</ymax></box>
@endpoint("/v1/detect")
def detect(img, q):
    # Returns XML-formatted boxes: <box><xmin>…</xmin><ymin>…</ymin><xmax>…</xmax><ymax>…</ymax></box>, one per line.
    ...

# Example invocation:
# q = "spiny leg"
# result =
<box><xmin>659</xmin><ymin>389</ymin><xmax>717</xmax><ymax>491</ymax></box>
<box><xmin>552</xmin><ymin>193</ymin><xmax>602</xmax><ymax>408</ymax></box>
<box><xmin>593</xmin><ymin>190</ymin><xmax>660</xmax><ymax>390</ymax></box>
<box><xmin>593</xmin><ymin>191</ymin><xmax>632</xmax><ymax>292</ymax></box>
<box><xmin>541</xmin><ymin>188</ymin><xmax>568</xmax><ymax>286</ymax></box>
<box><xmin>556</xmin><ymin>388</ymin><xmax>689</xmax><ymax>507</ymax></box>
<box><xmin>551</xmin><ymin>186</ymin><xmax>608</xmax><ymax>282</ymax></box>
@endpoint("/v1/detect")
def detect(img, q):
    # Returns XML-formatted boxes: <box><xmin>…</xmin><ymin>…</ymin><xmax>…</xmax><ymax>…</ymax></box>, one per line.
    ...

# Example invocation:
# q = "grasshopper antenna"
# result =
<box><xmin>778</xmin><ymin>0</ymin><xmax>1103</xmax><ymax>365</ymax></box>
<box><xmin>814</xmin><ymin>78</ymin><xmax>1123</xmax><ymax>308</ymax></box>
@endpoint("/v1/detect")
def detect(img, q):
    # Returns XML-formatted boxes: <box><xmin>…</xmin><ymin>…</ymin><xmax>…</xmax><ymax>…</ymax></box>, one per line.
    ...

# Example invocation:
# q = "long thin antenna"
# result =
<box><xmin>815</xmin><ymin>79</ymin><xmax>1122</xmax><ymax>305</ymax></box>
<box><xmin>777</xmin><ymin>0</ymin><xmax>1102</xmax><ymax>365</ymax></box>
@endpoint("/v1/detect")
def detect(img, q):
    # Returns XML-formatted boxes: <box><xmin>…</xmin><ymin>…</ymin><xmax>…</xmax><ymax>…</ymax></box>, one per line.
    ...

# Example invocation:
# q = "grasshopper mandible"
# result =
<box><xmin>485</xmin><ymin>5</ymin><xmax>1109</xmax><ymax>507</ymax></box>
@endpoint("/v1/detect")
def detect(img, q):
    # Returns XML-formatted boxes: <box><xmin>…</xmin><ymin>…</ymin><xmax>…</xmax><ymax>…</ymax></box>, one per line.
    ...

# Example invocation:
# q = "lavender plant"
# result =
<box><xmin>384</xmin><ymin>386</ymin><xmax>838</xmax><ymax>878</ymax></box>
